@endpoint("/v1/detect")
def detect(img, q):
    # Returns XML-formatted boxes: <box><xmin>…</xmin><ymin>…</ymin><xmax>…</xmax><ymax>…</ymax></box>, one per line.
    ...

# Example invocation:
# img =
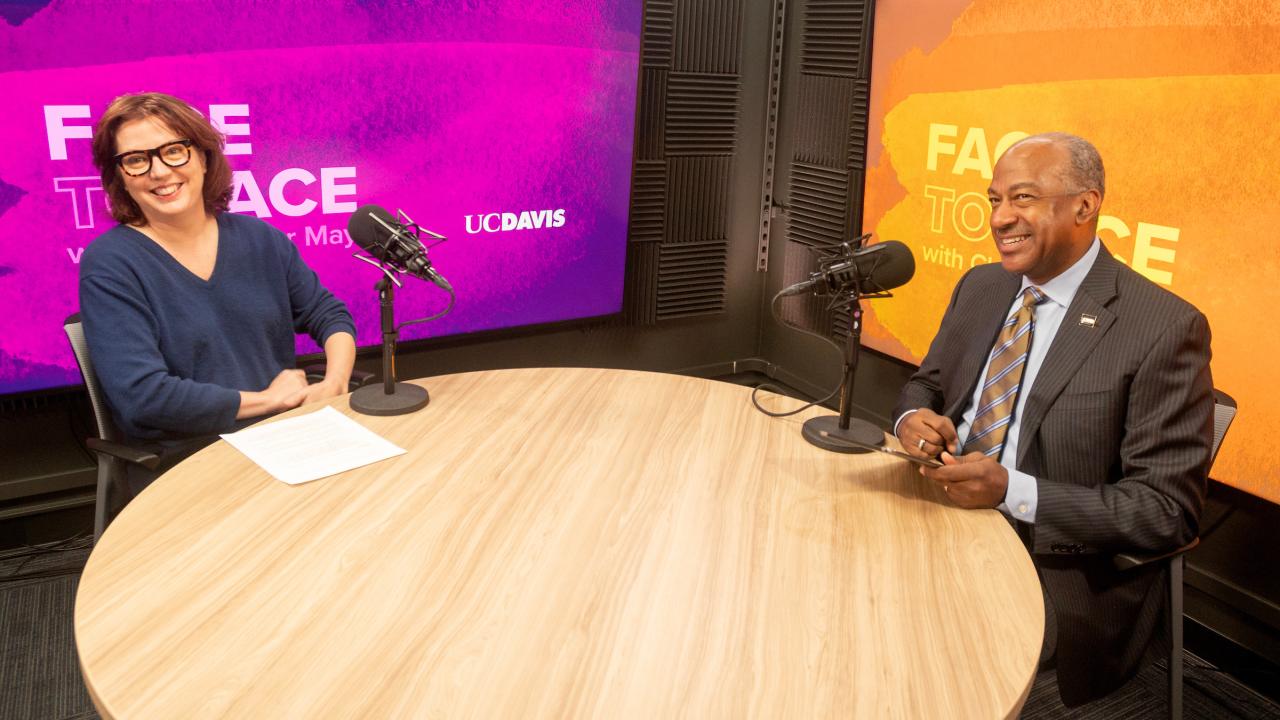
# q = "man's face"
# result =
<box><xmin>987</xmin><ymin>141</ymin><xmax>1089</xmax><ymax>284</ymax></box>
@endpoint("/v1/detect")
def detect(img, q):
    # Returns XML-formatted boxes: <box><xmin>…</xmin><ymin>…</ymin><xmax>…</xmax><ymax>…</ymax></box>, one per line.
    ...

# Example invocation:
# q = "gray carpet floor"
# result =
<box><xmin>1022</xmin><ymin>656</ymin><xmax>1279</xmax><ymax>719</ymax></box>
<box><xmin>2</xmin><ymin>540</ymin><xmax>1276</xmax><ymax>720</ymax></box>
<box><xmin>1</xmin><ymin>540</ymin><xmax>95</xmax><ymax>720</ymax></box>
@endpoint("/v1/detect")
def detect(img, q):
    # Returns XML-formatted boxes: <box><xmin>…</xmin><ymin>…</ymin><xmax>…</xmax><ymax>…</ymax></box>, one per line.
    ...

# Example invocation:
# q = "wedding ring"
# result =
<box><xmin>944</xmin><ymin>484</ymin><xmax>949</xmax><ymax>493</ymax></box>
<box><xmin>917</xmin><ymin>438</ymin><xmax>927</xmax><ymax>450</ymax></box>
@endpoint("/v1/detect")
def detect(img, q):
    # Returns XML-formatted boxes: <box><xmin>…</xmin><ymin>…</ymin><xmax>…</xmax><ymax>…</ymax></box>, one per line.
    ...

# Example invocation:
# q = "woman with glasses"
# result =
<box><xmin>79</xmin><ymin>92</ymin><xmax>357</xmax><ymax>493</ymax></box>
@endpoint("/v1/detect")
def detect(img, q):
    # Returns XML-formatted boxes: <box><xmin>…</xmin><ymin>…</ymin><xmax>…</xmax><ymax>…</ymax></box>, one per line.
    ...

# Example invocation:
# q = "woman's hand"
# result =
<box><xmin>236</xmin><ymin>369</ymin><xmax>309</xmax><ymax>419</ymax></box>
<box><xmin>301</xmin><ymin>377</ymin><xmax>347</xmax><ymax>405</ymax></box>
<box><xmin>298</xmin><ymin>331</ymin><xmax>357</xmax><ymax>406</ymax></box>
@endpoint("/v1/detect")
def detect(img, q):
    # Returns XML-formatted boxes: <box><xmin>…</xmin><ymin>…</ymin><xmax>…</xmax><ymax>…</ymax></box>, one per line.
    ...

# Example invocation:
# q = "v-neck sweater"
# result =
<box><xmin>79</xmin><ymin>212</ymin><xmax>355</xmax><ymax>441</ymax></box>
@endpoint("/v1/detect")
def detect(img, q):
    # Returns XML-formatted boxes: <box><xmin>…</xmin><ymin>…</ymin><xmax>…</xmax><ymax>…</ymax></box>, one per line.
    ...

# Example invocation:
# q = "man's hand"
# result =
<box><xmin>922</xmin><ymin>452</ymin><xmax>1009</xmax><ymax>509</ymax></box>
<box><xmin>897</xmin><ymin>408</ymin><xmax>959</xmax><ymax>459</ymax></box>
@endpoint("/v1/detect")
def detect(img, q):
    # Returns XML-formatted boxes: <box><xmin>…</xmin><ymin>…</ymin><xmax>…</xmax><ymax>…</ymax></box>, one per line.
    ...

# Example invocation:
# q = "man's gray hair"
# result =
<box><xmin>1019</xmin><ymin>132</ymin><xmax>1105</xmax><ymax>198</ymax></box>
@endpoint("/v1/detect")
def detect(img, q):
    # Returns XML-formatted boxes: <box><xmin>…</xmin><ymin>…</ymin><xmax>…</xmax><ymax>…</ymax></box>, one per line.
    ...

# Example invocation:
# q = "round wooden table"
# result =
<box><xmin>75</xmin><ymin>368</ymin><xmax>1043</xmax><ymax>718</ymax></box>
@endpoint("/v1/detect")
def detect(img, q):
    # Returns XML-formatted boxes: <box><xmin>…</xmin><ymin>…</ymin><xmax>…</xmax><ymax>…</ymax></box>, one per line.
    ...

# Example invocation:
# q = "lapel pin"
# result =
<box><xmin>1079</xmin><ymin>313</ymin><xmax>1097</xmax><ymax>328</ymax></box>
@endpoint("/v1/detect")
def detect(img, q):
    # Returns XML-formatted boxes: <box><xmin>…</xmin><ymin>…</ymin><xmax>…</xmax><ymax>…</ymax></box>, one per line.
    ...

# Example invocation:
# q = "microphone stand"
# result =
<box><xmin>800</xmin><ymin>252</ymin><xmax>887</xmax><ymax>453</ymax></box>
<box><xmin>349</xmin><ymin>264</ymin><xmax>430</xmax><ymax>416</ymax></box>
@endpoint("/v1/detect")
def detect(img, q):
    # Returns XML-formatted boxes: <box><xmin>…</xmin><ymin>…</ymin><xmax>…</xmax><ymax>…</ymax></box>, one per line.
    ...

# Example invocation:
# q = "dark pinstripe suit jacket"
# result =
<box><xmin>894</xmin><ymin>247</ymin><xmax>1214</xmax><ymax>706</ymax></box>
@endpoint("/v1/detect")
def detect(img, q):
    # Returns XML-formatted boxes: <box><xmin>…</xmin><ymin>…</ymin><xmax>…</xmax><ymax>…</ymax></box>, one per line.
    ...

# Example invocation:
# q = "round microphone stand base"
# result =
<box><xmin>801</xmin><ymin>415</ymin><xmax>885</xmax><ymax>453</ymax></box>
<box><xmin>350</xmin><ymin>382</ymin><xmax>429</xmax><ymax>416</ymax></box>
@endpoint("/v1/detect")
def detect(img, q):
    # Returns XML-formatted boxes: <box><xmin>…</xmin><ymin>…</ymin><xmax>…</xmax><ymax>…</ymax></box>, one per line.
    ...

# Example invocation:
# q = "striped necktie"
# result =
<box><xmin>964</xmin><ymin>286</ymin><xmax>1046</xmax><ymax>460</ymax></box>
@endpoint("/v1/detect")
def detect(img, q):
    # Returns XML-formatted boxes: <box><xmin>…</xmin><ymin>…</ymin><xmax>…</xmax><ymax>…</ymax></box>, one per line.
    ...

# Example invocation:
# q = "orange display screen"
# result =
<box><xmin>862</xmin><ymin>1</ymin><xmax>1280</xmax><ymax>503</ymax></box>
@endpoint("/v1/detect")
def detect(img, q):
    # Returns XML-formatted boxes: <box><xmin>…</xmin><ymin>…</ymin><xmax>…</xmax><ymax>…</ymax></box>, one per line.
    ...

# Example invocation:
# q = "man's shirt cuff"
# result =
<box><xmin>998</xmin><ymin>469</ymin><xmax>1038</xmax><ymax>523</ymax></box>
<box><xmin>892</xmin><ymin>409</ymin><xmax>919</xmax><ymax>438</ymax></box>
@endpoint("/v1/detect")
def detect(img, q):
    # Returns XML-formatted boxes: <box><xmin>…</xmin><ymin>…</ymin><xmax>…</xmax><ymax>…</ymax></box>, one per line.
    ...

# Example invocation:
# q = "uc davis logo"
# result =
<box><xmin>464</xmin><ymin>209</ymin><xmax>566</xmax><ymax>234</ymax></box>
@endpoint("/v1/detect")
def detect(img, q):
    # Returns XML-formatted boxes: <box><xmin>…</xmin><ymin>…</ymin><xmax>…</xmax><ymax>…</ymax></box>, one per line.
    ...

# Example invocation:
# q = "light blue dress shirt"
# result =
<box><xmin>897</xmin><ymin>239</ymin><xmax>1100</xmax><ymax>523</ymax></box>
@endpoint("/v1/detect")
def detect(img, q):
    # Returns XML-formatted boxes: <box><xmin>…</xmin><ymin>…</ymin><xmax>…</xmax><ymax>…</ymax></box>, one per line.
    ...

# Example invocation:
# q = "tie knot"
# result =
<box><xmin>1022</xmin><ymin>286</ymin><xmax>1046</xmax><ymax>308</ymax></box>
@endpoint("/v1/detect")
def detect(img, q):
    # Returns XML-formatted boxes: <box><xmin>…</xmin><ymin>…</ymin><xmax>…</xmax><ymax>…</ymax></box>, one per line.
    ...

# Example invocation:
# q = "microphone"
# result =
<box><xmin>779</xmin><ymin>240</ymin><xmax>915</xmax><ymax>297</ymax></box>
<box><xmin>347</xmin><ymin>204</ymin><xmax>452</xmax><ymax>292</ymax></box>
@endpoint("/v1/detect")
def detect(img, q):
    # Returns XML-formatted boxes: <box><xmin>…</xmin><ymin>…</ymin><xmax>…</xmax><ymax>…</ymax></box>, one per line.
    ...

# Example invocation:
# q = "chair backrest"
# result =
<box><xmin>63</xmin><ymin>312</ymin><xmax>122</xmax><ymax>444</ymax></box>
<box><xmin>1209</xmin><ymin>389</ymin><xmax>1236</xmax><ymax>471</ymax></box>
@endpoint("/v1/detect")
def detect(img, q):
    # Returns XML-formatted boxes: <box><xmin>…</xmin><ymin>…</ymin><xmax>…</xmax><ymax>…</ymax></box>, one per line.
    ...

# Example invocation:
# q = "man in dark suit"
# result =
<box><xmin>894</xmin><ymin>133</ymin><xmax>1214</xmax><ymax>706</ymax></box>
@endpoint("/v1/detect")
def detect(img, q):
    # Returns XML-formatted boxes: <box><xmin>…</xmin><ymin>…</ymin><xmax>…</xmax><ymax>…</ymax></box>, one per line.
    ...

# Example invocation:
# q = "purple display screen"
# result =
<box><xmin>0</xmin><ymin>1</ymin><xmax>642</xmax><ymax>395</ymax></box>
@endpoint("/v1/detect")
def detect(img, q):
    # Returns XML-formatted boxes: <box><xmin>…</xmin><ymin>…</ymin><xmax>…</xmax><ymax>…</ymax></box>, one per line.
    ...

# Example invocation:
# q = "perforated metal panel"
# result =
<box><xmin>755</xmin><ymin>0</ymin><xmax>788</xmax><ymax>271</ymax></box>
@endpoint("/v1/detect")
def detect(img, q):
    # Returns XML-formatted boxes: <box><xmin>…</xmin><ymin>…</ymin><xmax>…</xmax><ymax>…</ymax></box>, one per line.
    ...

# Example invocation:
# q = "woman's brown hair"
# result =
<box><xmin>91</xmin><ymin>92</ymin><xmax>233</xmax><ymax>226</ymax></box>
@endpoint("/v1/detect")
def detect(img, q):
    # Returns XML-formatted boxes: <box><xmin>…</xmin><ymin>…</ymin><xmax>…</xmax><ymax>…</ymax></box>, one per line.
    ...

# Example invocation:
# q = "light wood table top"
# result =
<box><xmin>75</xmin><ymin>367</ymin><xmax>1043</xmax><ymax>719</ymax></box>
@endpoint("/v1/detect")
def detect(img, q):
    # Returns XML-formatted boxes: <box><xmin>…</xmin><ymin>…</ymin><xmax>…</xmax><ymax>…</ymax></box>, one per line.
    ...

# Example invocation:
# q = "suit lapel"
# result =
<box><xmin>945</xmin><ymin>272</ymin><xmax>1021</xmax><ymax>423</ymax></box>
<box><xmin>1015</xmin><ymin>250</ymin><xmax>1120</xmax><ymax>467</ymax></box>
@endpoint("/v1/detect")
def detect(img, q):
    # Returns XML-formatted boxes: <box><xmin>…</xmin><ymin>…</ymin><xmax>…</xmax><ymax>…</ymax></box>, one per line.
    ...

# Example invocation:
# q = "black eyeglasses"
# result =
<box><xmin>114</xmin><ymin>139</ymin><xmax>194</xmax><ymax>177</ymax></box>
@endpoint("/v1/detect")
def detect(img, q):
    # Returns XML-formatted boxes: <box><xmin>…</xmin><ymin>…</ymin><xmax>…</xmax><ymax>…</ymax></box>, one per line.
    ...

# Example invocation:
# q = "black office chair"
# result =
<box><xmin>64</xmin><ymin>312</ymin><xmax>374</xmax><ymax>540</ymax></box>
<box><xmin>1114</xmin><ymin>388</ymin><xmax>1237</xmax><ymax>720</ymax></box>
<box><xmin>64</xmin><ymin>312</ymin><xmax>160</xmax><ymax>540</ymax></box>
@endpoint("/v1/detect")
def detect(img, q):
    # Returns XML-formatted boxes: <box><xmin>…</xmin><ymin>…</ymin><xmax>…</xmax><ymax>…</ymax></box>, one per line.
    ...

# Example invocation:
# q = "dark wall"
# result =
<box><xmin>1186</xmin><ymin>482</ymin><xmax>1280</xmax><ymax>667</ymax></box>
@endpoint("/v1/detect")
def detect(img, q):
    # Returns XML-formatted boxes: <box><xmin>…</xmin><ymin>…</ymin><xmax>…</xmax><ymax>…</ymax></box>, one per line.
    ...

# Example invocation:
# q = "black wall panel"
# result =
<box><xmin>673</xmin><ymin>0</ymin><xmax>743</xmax><ymax>74</ymax></box>
<box><xmin>656</xmin><ymin>240</ymin><xmax>728</xmax><ymax>320</ymax></box>
<box><xmin>800</xmin><ymin>0</ymin><xmax>872</xmax><ymax>78</ymax></box>
<box><xmin>628</xmin><ymin>160</ymin><xmax>666</xmax><ymax>245</ymax></box>
<box><xmin>625</xmin><ymin>0</ymin><xmax>746</xmax><ymax>325</ymax></box>
<box><xmin>664</xmin><ymin>156</ymin><xmax>731</xmax><ymax>244</ymax></box>
<box><xmin>773</xmin><ymin>0</ymin><xmax>874</xmax><ymax>343</ymax></box>
<box><xmin>642</xmin><ymin>0</ymin><xmax>674</xmax><ymax>67</ymax></box>
<box><xmin>793</xmin><ymin>73</ymin><xmax>854</xmax><ymax>169</ymax></box>
<box><xmin>634</xmin><ymin>69</ymin><xmax>668</xmax><ymax>161</ymax></box>
<box><xmin>664</xmin><ymin>73</ymin><xmax>739</xmax><ymax>156</ymax></box>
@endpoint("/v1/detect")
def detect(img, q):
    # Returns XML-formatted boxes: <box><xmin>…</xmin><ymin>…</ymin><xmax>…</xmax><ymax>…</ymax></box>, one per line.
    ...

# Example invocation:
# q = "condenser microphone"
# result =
<box><xmin>779</xmin><ymin>240</ymin><xmax>915</xmax><ymax>297</ymax></box>
<box><xmin>347</xmin><ymin>204</ymin><xmax>452</xmax><ymax>292</ymax></box>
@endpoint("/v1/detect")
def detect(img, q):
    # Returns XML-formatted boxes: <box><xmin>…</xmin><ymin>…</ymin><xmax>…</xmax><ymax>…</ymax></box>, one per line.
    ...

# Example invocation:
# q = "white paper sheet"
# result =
<box><xmin>220</xmin><ymin>406</ymin><xmax>406</xmax><ymax>485</ymax></box>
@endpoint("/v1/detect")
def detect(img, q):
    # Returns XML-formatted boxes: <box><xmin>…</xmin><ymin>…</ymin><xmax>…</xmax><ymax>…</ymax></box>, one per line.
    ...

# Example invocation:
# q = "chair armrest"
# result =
<box><xmin>86</xmin><ymin>437</ymin><xmax>162</xmax><ymax>471</ymax></box>
<box><xmin>1114</xmin><ymin>537</ymin><xmax>1199</xmax><ymax>571</ymax></box>
<box><xmin>301</xmin><ymin>364</ymin><xmax>376</xmax><ymax>391</ymax></box>
<box><xmin>301</xmin><ymin>364</ymin><xmax>328</xmax><ymax>384</ymax></box>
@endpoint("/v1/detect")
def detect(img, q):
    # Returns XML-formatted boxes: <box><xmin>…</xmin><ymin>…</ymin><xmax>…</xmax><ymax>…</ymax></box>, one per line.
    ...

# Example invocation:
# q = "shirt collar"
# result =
<box><xmin>1021</xmin><ymin>237</ymin><xmax>1100</xmax><ymax>310</ymax></box>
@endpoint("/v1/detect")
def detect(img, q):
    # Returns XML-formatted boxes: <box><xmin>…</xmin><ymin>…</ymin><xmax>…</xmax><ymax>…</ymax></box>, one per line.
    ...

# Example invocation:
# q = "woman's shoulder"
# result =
<box><xmin>80</xmin><ymin>224</ymin><xmax>145</xmax><ymax>276</ymax></box>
